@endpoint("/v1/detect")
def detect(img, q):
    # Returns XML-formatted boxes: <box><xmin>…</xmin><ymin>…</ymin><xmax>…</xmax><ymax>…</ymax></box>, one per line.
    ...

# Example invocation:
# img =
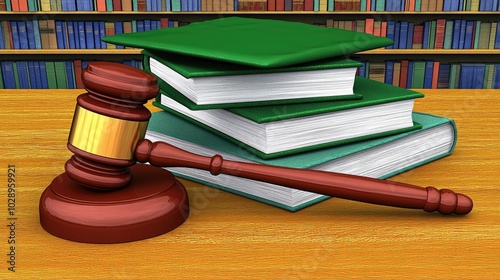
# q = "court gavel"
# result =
<box><xmin>40</xmin><ymin>62</ymin><xmax>473</xmax><ymax>244</ymax></box>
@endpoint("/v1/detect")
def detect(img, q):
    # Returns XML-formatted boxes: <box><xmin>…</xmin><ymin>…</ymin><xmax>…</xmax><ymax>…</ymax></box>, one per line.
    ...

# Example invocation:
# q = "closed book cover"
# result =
<box><xmin>143</xmin><ymin>49</ymin><xmax>363</xmax><ymax>108</ymax></box>
<box><xmin>154</xmin><ymin>77</ymin><xmax>424</xmax><ymax>158</ymax></box>
<box><xmin>102</xmin><ymin>17</ymin><xmax>394</xmax><ymax>68</ymax></box>
<box><xmin>145</xmin><ymin>111</ymin><xmax>457</xmax><ymax>211</ymax></box>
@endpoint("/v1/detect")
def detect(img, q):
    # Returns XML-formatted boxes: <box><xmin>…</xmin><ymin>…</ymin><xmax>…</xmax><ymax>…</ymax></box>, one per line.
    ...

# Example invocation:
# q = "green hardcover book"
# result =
<box><xmin>12</xmin><ymin>62</ymin><xmax>19</xmax><ymax>89</ymax></box>
<box><xmin>102</xmin><ymin>17</ymin><xmax>394</xmax><ymax>68</ymax></box>
<box><xmin>145</xmin><ymin>111</ymin><xmax>457</xmax><ymax>211</ymax></box>
<box><xmin>444</xmin><ymin>21</ymin><xmax>454</xmax><ymax>49</ymax></box>
<box><xmin>154</xmin><ymin>77</ymin><xmax>424</xmax><ymax>159</ymax></box>
<box><xmin>478</xmin><ymin>22</ymin><xmax>491</xmax><ymax>49</ymax></box>
<box><xmin>411</xmin><ymin>61</ymin><xmax>426</xmax><ymax>88</ymax></box>
<box><xmin>474</xmin><ymin>21</ymin><xmax>481</xmax><ymax>49</ymax></box>
<box><xmin>54</xmin><ymin>61</ymin><xmax>67</xmax><ymax>89</ymax></box>
<box><xmin>0</xmin><ymin>64</ymin><xmax>4</xmax><ymax>89</ymax></box>
<box><xmin>45</xmin><ymin>61</ymin><xmax>58</xmax><ymax>89</ymax></box>
<box><xmin>142</xmin><ymin>49</ymin><xmax>363</xmax><ymax>108</ymax></box>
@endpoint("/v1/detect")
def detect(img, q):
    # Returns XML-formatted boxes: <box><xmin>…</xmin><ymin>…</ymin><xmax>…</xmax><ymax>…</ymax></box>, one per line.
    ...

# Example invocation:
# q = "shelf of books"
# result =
<box><xmin>1</xmin><ymin>0</ymin><xmax>499</xmax><ymax>89</ymax></box>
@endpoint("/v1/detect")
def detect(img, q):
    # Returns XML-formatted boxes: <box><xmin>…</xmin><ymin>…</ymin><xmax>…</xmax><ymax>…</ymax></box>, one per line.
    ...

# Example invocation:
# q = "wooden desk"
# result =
<box><xmin>0</xmin><ymin>89</ymin><xmax>498</xmax><ymax>279</ymax></box>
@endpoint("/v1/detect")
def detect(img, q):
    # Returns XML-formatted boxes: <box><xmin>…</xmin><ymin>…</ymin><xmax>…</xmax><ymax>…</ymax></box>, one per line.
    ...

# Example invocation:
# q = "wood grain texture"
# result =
<box><xmin>0</xmin><ymin>89</ymin><xmax>498</xmax><ymax>279</ymax></box>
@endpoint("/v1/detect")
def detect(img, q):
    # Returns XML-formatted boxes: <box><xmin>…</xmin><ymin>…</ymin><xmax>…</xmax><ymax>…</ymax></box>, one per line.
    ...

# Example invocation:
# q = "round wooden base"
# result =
<box><xmin>39</xmin><ymin>164</ymin><xmax>189</xmax><ymax>243</ymax></box>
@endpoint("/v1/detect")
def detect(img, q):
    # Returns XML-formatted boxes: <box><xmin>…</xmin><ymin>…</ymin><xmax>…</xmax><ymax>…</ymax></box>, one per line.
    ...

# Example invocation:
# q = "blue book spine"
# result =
<box><xmin>458</xmin><ymin>64</ymin><xmax>471</xmax><ymax>88</ymax></box>
<box><xmin>26</xmin><ymin>20</ymin><xmax>36</xmax><ymax>49</ymax></box>
<box><xmin>423</xmin><ymin>61</ymin><xmax>434</xmax><ymax>88</ymax></box>
<box><xmin>394</xmin><ymin>22</ymin><xmax>401</xmax><ymax>49</ymax></box>
<box><xmin>93</xmin><ymin>21</ymin><xmax>100</xmax><ymax>49</ymax></box>
<box><xmin>78</xmin><ymin>22</ymin><xmax>87</xmax><ymax>48</ymax></box>
<box><xmin>443</xmin><ymin>0</ymin><xmax>451</xmax><ymax>10</ymax></box>
<box><xmin>33</xmin><ymin>61</ymin><xmax>42</xmax><ymax>89</ymax></box>
<box><xmin>165</xmin><ymin>0</ymin><xmax>171</xmax><ymax>10</ymax></box>
<box><xmin>10</xmin><ymin>22</ymin><xmax>20</xmax><ymax>49</ymax></box>
<box><xmin>146</xmin><ymin>0</ymin><xmax>151</xmax><ymax>10</ymax></box>
<box><xmin>17</xmin><ymin>62</ymin><xmax>30</xmax><ymax>89</ymax></box>
<box><xmin>493</xmin><ymin>64</ymin><xmax>500</xmax><ymax>88</ymax></box>
<box><xmin>407</xmin><ymin>22</ymin><xmax>414</xmax><ymax>49</ymax></box>
<box><xmin>55</xmin><ymin>21</ymin><xmax>67</xmax><ymax>49</ymax></box>
<box><xmin>0</xmin><ymin>23</ymin><xmax>4</xmax><ymax>49</ymax></box>
<box><xmin>99</xmin><ymin>21</ymin><xmax>106</xmax><ymax>49</ymax></box>
<box><xmin>65</xmin><ymin>61</ymin><xmax>75</xmax><ymax>89</ymax></box>
<box><xmin>1</xmin><ymin>62</ymin><xmax>16</xmax><ymax>89</ymax></box>
<box><xmin>67</xmin><ymin>21</ymin><xmax>76</xmax><ymax>49</ymax></box>
<box><xmin>407</xmin><ymin>61</ymin><xmax>414</xmax><ymax>88</ymax></box>
<box><xmin>151</xmin><ymin>20</ymin><xmax>158</xmax><ymax>30</ymax></box>
<box><xmin>85</xmin><ymin>21</ymin><xmax>94</xmax><ymax>49</ymax></box>
<box><xmin>458</xmin><ymin>20</ymin><xmax>467</xmax><ymax>49</ymax></box>
<box><xmin>495</xmin><ymin>24</ymin><xmax>500</xmax><ymax>49</ymax></box>
<box><xmin>32</xmin><ymin>20</ymin><xmax>41</xmax><ymax>49</ymax></box>
<box><xmin>385</xmin><ymin>0</ymin><xmax>392</xmax><ymax>10</ymax></box>
<box><xmin>458</xmin><ymin>0</ymin><xmax>463</xmax><ymax>10</ymax></box>
<box><xmin>188</xmin><ymin>0</ymin><xmax>193</xmax><ymax>10</ymax></box>
<box><xmin>385</xmin><ymin>61</ymin><xmax>394</xmax><ymax>84</ymax></box>
<box><xmin>452</xmin><ymin>20</ymin><xmax>461</xmax><ymax>49</ymax></box>
<box><xmin>399</xmin><ymin>21</ymin><xmax>408</xmax><ymax>49</ymax></box>
<box><xmin>136</xmin><ymin>20</ymin><xmax>145</xmax><ymax>32</ymax></box>
<box><xmin>38</xmin><ymin>62</ymin><xmax>48</xmax><ymax>89</ymax></box>
<box><xmin>27</xmin><ymin>61</ymin><xmax>37</xmax><ymax>88</ymax></box>
<box><xmin>422</xmin><ymin>21</ymin><xmax>430</xmax><ymax>49</ymax></box>
<box><xmin>181</xmin><ymin>0</ymin><xmax>188</xmax><ymax>11</ymax></box>
<box><xmin>144</xmin><ymin>20</ymin><xmax>151</xmax><ymax>31</ymax></box>
<box><xmin>386</xmin><ymin>21</ymin><xmax>395</xmax><ymax>49</ymax></box>
<box><xmin>114</xmin><ymin>22</ymin><xmax>124</xmax><ymax>49</ymax></box>
<box><xmin>17</xmin><ymin>21</ymin><xmax>29</xmax><ymax>49</ymax></box>
<box><xmin>464</xmin><ymin>21</ymin><xmax>474</xmax><ymax>49</ymax></box>
<box><xmin>472</xmin><ymin>64</ymin><xmax>485</xmax><ymax>89</ymax></box>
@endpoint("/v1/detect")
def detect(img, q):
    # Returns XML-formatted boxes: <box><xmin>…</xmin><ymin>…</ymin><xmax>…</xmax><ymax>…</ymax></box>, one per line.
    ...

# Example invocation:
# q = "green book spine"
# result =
<box><xmin>106</xmin><ymin>0</ymin><xmax>113</xmax><ymax>10</ymax></box>
<box><xmin>429</xmin><ymin>20</ymin><xmax>436</xmax><ymax>49</ymax></box>
<box><xmin>411</xmin><ymin>61</ymin><xmax>426</xmax><ymax>88</ymax></box>
<box><xmin>28</xmin><ymin>0</ymin><xmax>37</xmax><ymax>10</ymax></box>
<box><xmin>0</xmin><ymin>64</ymin><xmax>4</xmax><ymax>89</ymax></box>
<box><xmin>415</xmin><ymin>0</ymin><xmax>421</xmax><ymax>11</ymax></box>
<box><xmin>375</xmin><ymin>0</ymin><xmax>384</xmax><ymax>11</ymax></box>
<box><xmin>478</xmin><ymin>22</ymin><xmax>491</xmax><ymax>49</ymax></box>
<box><xmin>172</xmin><ymin>0</ymin><xmax>181</xmax><ymax>11</ymax></box>
<box><xmin>485</xmin><ymin>64</ymin><xmax>494</xmax><ymax>88</ymax></box>
<box><xmin>360</xmin><ymin>0</ymin><xmax>366</xmax><ymax>10</ymax></box>
<box><xmin>328</xmin><ymin>0</ymin><xmax>333</xmax><ymax>11</ymax></box>
<box><xmin>132</xmin><ymin>20</ymin><xmax>137</xmax><ymax>33</ymax></box>
<box><xmin>449</xmin><ymin>64</ymin><xmax>457</xmax><ymax>89</ymax></box>
<box><xmin>488</xmin><ymin>23</ymin><xmax>497</xmax><ymax>49</ymax></box>
<box><xmin>314</xmin><ymin>0</ymin><xmax>319</xmax><ymax>10</ymax></box>
<box><xmin>474</xmin><ymin>21</ymin><xmax>481</xmax><ymax>49</ymax></box>
<box><xmin>132</xmin><ymin>0</ymin><xmax>138</xmax><ymax>10</ymax></box>
<box><xmin>54</xmin><ymin>61</ymin><xmax>67</xmax><ymax>89</ymax></box>
<box><xmin>5</xmin><ymin>0</ymin><xmax>11</xmax><ymax>11</ymax></box>
<box><xmin>12</xmin><ymin>62</ymin><xmax>19</xmax><ymax>89</ymax></box>
<box><xmin>45</xmin><ymin>62</ymin><xmax>57</xmax><ymax>89</ymax></box>
<box><xmin>483</xmin><ymin>63</ymin><xmax>490</xmax><ymax>88</ymax></box>
<box><xmin>443</xmin><ymin>21</ymin><xmax>454</xmax><ymax>49</ymax></box>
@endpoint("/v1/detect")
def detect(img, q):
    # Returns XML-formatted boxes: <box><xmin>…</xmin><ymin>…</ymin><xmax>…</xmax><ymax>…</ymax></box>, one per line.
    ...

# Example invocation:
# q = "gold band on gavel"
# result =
<box><xmin>68</xmin><ymin>105</ymin><xmax>149</xmax><ymax>160</ymax></box>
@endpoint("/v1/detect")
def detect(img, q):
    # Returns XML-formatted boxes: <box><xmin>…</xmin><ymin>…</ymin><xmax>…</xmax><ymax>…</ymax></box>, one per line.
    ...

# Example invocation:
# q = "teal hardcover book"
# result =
<box><xmin>142</xmin><ymin>49</ymin><xmax>363</xmax><ymax>108</ymax></box>
<box><xmin>154</xmin><ymin>77</ymin><xmax>424</xmax><ymax>158</ymax></box>
<box><xmin>102</xmin><ymin>17</ymin><xmax>394</xmax><ymax>68</ymax></box>
<box><xmin>145</xmin><ymin>111</ymin><xmax>457</xmax><ymax>211</ymax></box>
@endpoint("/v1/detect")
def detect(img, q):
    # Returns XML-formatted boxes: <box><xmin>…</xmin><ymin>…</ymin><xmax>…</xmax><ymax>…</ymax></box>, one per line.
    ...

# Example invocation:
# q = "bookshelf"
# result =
<box><xmin>1</xmin><ymin>4</ymin><xmax>500</xmax><ymax>89</ymax></box>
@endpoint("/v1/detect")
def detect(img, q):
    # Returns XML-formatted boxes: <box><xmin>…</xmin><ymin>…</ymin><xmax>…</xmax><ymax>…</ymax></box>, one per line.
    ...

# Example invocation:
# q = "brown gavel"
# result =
<box><xmin>64</xmin><ymin>61</ymin><xmax>472</xmax><ymax>216</ymax></box>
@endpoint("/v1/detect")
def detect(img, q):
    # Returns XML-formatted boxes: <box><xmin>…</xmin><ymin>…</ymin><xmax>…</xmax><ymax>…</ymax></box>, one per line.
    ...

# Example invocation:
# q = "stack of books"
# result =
<box><xmin>103</xmin><ymin>17</ymin><xmax>458</xmax><ymax>211</ymax></box>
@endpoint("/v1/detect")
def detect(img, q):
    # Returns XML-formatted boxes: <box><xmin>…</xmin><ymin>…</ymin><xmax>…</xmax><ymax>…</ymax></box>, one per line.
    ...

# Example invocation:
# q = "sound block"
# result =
<box><xmin>39</xmin><ymin>164</ymin><xmax>189</xmax><ymax>243</ymax></box>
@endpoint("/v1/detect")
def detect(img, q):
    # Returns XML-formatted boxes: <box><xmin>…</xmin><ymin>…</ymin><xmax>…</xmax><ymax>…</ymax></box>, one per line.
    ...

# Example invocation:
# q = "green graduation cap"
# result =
<box><xmin>102</xmin><ymin>17</ymin><xmax>394</xmax><ymax>68</ymax></box>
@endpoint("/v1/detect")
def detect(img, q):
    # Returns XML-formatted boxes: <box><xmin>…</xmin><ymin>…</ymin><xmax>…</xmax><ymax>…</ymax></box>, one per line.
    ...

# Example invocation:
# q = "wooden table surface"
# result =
<box><xmin>0</xmin><ymin>89</ymin><xmax>498</xmax><ymax>279</ymax></box>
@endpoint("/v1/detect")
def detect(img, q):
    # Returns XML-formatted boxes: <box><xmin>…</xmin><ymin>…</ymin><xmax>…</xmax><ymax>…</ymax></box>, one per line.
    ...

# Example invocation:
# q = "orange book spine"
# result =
<box><xmin>431</xmin><ymin>61</ymin><xmax>440</xmax><ymax>89</ymax></box>
<box><xmin>365</xmin><ymin>18</ymin><xmax>374</xmax><ymax>34</ymax></box>
<box><xmin>96</xmin><ymin>0</ymin><xmax>107</xmax><ymax>11</ymax></box>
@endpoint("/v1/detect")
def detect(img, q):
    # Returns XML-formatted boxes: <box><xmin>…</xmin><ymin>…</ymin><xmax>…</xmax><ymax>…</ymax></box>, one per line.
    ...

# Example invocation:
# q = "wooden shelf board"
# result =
<box><xmin>1</xmin><ymin>49</ymin><xmax>499</xmax><ymax>55</ymax></box>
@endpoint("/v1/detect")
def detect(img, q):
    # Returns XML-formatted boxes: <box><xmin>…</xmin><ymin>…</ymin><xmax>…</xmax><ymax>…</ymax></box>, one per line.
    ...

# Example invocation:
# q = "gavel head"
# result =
<box><xmin>65</xmin><ymin>61</ymin><xmax>159</xmax><ymax>190</ymax></box>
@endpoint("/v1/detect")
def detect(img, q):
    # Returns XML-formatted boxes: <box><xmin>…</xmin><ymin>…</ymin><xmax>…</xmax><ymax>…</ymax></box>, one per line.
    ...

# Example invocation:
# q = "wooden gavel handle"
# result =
<box><xmin>135</xmin><ymin>139</ymin><xmax>473</xmax><ymax>215</ymax></box>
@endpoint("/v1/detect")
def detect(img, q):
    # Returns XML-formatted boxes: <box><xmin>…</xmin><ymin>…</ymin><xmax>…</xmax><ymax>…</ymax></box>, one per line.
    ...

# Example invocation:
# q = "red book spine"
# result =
<box><xmin>304</xmin><ymin>0</ymin><xmax>313</xmax><ymax>10</ymax></box>
<box><xmin>399</xmin><ymin>60</ymin><xmax>409</xmax><ymax>88</ymax></box>
<box><xmin>267</xmin><ymin>0</ymin><xmax>276</xmax><ymax>10</ymax></box>
<box><xmin>11</xmin><ymin>0</ymin><xmax>20</xmax><ymax>11</ymax></box>
<box><xmin>434</xmin><ymin>19</ymin><xmax>446</xmax><ymax>49</ymax></box>
<box><xmin>413</xmin><ymin>25</ymin><xmax>424</xmax><ymax>48</ymax></box>
<box><xmin>74</xmin><ymin>60</ymin><xmax>84</xmax><ymax>89</ymax></box>
<box><xmin>113</xmin><ymin>0</ymin><xmax>122</xmax><ymax>10</ymax></box>
<box><xmin>431</xmin><ymin>61</ymin><xmax>440</xmax><ymax>89</ymax></box>
<box><xmin>365</xmin><ymin>18</ymin><xmax>374</xmax><ymax>34</ymax></box>
<box><xmin>276</xmin><ymin>0</ymin><xmax>284</xmax><ymax>10</ymax></box>
<box><xmin>160</xmin><ymin>18</ymin><xmax>170</xmax><ymax>28</ymax></box>
<box><xmin>137</xmin><ymin>0</ymin><xmax>146</xmax><ymax>10</ymax></box>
